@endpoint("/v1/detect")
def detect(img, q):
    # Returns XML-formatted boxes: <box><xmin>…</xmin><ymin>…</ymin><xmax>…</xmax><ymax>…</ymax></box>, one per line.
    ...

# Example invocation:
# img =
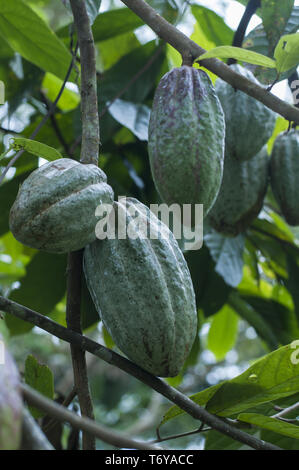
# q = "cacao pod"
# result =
<box><xmin>215</xmin><ymin>64</ymin><xmax>276</xmax><ymax>162</ymax></box>
<box><xmin>148</xmin><ymin>66</ymin><xmax>225</xmax><ymax>217</ymax></box>
<box><xmin>9</xmin><ymin>158</ymin><xmax>114</xmax><ymax>253</ymax></box>
<box><xmin>208</xmin><ymin>146</ymin><xmax>269</xmax><ymax>236</ymax></box>
<box><xmin>84</xmin><ymin>198</ymin><xmax>197</xmax><ymax>377</ymax></box>
<box><xmin>0</xmin><ymin>337</ymin><xmax>23</xmax><ymax>450</ymax></box>
<box><xmin>270</xmin><ymin>130</ymin><xmax>299</xmax><ymax>226</ymax></box>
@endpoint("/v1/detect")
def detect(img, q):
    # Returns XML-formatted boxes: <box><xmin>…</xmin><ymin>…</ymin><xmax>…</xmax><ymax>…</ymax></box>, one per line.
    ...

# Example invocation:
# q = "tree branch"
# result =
<box><xmin>0</xmin><ymin>296</ymin><xmax>281</xmax><ymax>450</ymax></box>
<box><xmin>21</xmin><ymin>408</ymin><xmax>54</xmax><ymax>450</ymax></box>
<box><xmin>21</xmin><ymin>383</ymin><xmax>160</xmax><ymax>450</ymax></box>
<box><xmin>67</xmin><ymin>0</ymin><xmax>101</xmax><ymax>449</ymax></box>
<box><xmin>70</xmin><ymin>0</ymin><xmax>99</xmax><ymax>164</ymax></box>
<box><xmin>120</xmin><ymin>0</ymin><xmax>299</xmax><ymax>124</ymax></box>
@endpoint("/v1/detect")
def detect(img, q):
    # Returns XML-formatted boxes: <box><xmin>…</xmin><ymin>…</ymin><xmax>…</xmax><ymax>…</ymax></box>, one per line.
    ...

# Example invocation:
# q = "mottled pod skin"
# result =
<box><xmin>208</xmin><ymin>146</ymin><xmax>269</xmax><ymax>236</ymax></box>
<box><xmin>148</xmin><ymin>66</ymin><xmax>225</xmax><ymax>217</ymax></box>
<box><xmin>215</xmin><ymin>64</ymin><xmax>276</xmax><ymax>162</ymax></box>
<box><xmin>270</xmin><ymin>130</ymin><xmax>299</xmax><ymax>226</ymax></box>
<box><xmin>9</xmin><ymin>158</ymin><xmax>114</xmax><ymax>253</ymax></box>
<box><xmin>84</xmin><ymin>198</ymin><xmax>197</xmax><ymax>377</ymax></box>
<box><xmin>0</xmin><ymin>339</ymin><xmax>23</xmax><ymax>450</ymax></box>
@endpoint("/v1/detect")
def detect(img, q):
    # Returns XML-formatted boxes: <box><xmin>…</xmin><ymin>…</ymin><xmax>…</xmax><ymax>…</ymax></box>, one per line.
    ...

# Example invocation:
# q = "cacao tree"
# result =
<box><xmin>0</xmin><ymin>0</ymin><xmax>299</xmax><ymax>452</ymax></box>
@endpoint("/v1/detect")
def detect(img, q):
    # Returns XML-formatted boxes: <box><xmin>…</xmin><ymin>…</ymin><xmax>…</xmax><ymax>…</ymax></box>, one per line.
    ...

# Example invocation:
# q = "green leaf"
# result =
<box><xmin>159</xmin><ymin>382</ymin><xmax>223</xmax><ymax>428</ymax></box>
<box><xmin>42</xmin><ymin>73</ymin><xmax>80</xmax><ymax>112</ymax></box>
<box><xmin>0</xmin><ymin>172</ymin><xmax>32</xmax><ymax>238</ymax></box>
<box><xmin>274</xmin><ymin>33</ymin><xmax>299</xmax><ymax>73</ymax></box>
<box><xmin>24</xmin><ymin>354</ymin><xmax>54</xmax><ymax>419</ymax></box>
<box><xmin>261</xmin><ymin>0</ymin><xmax>294</xmax><ymax>54</ymax></box>
<box><xmin>185</xmin><ymin>246</ymin><xmax>231</xmax><ymax>317</ymax></box>
<box><xmin>197</xmin><ymin>46</ymin><xmax>276</xmax><ymax>68</ymax></box>
<box><xmin>0</xmin><ymin>0</ymin><xmax>74</xmax><ymax>81</ymax></box>
<box><xmin>6</xmin><ymin>252</ymin><xmax>67</xmax><ymax>335</ymax></box>
<box><xmin>108</xmin><ymin>99</ymin><xmax>150</xmax><ymax>141</ymax></box>
<box><xmin>204</xmin><ymin>232</ymin><xmax>245</xmax><ymax>288</ymax></box>
<box><xmin>229</xmin><ymin>292</ymin><xmax>279</xmax><ymax>350</ymax></box>
<box><xmin>191</xmin><ymin>5</ymin><xmax>233</xmax><ymax>47</ymax></box>
<box><xmin>206</xmin><ymin>344</ymin><xmax>299</xmax><ymax>416</ymax></box>
<box><xmin>10</xmin><ymin>138</ymin><xmax>63</xmax><ymax>161</ymax></box>
<box><xmin>238</xmin><ymin>412</ymin><xmax>299</xmax><ymax>440</ymax></box>
<box><xmin>58</xmin><ymin>8</ymin><xmax>144</xmax><ymax>42</ymax></box>
<box><xmin>96</xmin><ymin>32</ymin><xmax>140</xmax><ymax>72</ymax></box>
<box><xmin>207</xmin><ymin>305</ymin><xmax>239</xmax><ymax>361</ymax></box>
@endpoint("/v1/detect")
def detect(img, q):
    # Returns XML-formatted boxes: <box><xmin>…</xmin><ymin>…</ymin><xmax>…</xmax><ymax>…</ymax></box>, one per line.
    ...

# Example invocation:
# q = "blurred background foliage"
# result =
<box><xmin>0</xmin><ymin>0</ymin><xmax>299</xmax><ymax>450</ymax></box>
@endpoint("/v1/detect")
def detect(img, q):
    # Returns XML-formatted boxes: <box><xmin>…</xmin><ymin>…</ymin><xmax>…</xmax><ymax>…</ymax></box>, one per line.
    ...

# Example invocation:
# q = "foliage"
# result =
<box><xmin>0</xmin><ymin>0</ymin><xmax>299</xmax><ymax>451</ymax></box>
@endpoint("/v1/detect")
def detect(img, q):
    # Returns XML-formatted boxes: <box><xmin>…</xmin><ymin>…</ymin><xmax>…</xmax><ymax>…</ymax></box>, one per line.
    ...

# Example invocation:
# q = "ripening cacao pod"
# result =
<box><xmin>148</xmin><ymin>66</ymin><xmax>225</xmax><ymax>217</ymax></box>
<box><xmin>0</xmin><ymin>337</ymin><xmax>23</xmax><ymax>450</ymax></box>
<box><xmin>9</xmin><ymin>158</ymin><xmax>114</xmax><ymax>253</ymax></box>
<box><xmin>215</xmin><ymin>64</ymin><xmax>276</xmax><ymax>162</ymax></box>
<box><xmin>84</xmin><ymin>197</ymin><xmax>197</xmax><ymax>377</ymax></box>
<box><xmin>270</xmin><ymin>130</ymin><xmax>299</xmax><ymax>226</ymax></box>
<box><xmin>208</xmin><ymin>146</ymin><xmax>269</xmax><ymax>236</ymax></box>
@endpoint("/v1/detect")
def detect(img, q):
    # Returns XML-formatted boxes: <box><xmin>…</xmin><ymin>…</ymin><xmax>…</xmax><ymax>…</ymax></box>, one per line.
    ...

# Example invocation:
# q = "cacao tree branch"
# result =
<box><xmin>70</xmin><ymin>0</ymin><xmax>99</xmax><ymax>164</ymax></box>
<box><xmin>120</xmin><ymin>0</ymin><xmax>299</xmax><ymax>125</ymax></box>
<box><xmin>21</xmin><ymin>383</ymin><xmax>160</xmax><ymax>450</ymax></box>
<box><xmin>0</xmin><ymin>296</ymin><xmax>281</xmax><ymax>450</ymax></box>
<box><xmin>21</xmin><ymin>408</ymin><xmax>54</xmax><ymax>450</ymax></box>
<box><xmin>68</xmin><ymin>0</ymin><xmax>100</xmax><ymax>450</ymax></box>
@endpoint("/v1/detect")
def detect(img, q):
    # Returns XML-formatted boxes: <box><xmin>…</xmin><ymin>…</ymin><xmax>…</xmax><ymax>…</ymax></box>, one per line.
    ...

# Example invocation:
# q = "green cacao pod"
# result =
<box><xmin>0</xmin><ymin>338</ymin><xmax>23</xmax><ymax>450</ymax></box>
<box><xmin>215</xmin><ymin>64</ymin><xmax>276</xmax><ymax>162</ymax></box>
<box><xmin>148</xmin><ymin>66</ymin><xmax>225</xmax><ymax>216</ymax></box>
<box><xmin>9</xmin><ymin>158</ymin><xmax>114</xmax><ymax>253</ymax></box>
<box><xmin>270</xmin><ymin>130</ymin><xmax>299</xmax><ymax>226</ymax></box>
<box><xmin>208</xmin><ymin>147</ymin><xmax>269</xmax><ymax>236</ymax></box>
<box><xmin>84</xmin><ymin>197</ymin><xmax>197</xmax><ymax>377</ymax></box>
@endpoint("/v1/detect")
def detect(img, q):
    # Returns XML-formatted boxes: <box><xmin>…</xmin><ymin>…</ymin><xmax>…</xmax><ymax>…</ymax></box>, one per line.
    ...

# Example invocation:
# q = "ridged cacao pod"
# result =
<box><xmin>208</xmin><ymin>146</ymin><xmax>269</xmax><ymax>236</ymax></box>
<box><xmin>148</xmin><ymin>66</ymin><xmax>225</xmax><ymax>217</ymax></box>
<box><xmin>0</xmin><ymin>338</ymin><xmax>23</xmax><ymax>450</ymax></box>
<box><xmin>270</xmin><ymin>130</ymin><xmax>299</xmax><ymax>226</ymax></box>
<box><xmin>84</xmin><ymin>198</ymin><xmax>197</xmax><ymax>377</ymax></box>
<box><xmin>215</xmin><ymin>64</ymin><xmax>276</xmax><ymax>162</ymax></box>
<box><xmin>9</xmin><ymin>158</ymin><xmax>114</xmax><ymax>253</ymax></box>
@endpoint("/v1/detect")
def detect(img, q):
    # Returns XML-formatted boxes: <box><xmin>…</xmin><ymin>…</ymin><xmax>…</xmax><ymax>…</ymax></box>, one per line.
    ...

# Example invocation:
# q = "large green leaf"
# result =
<box><xmin>274</xmin><ymin>33</ymin><xmax>299</xmax><ymax>73</ymax></box>
<box><xmin>206</xmin><ymin>344</ymin><xmax>299</xmax><ymax>416</ymax></box>
<box><xmin>24</xmin><ymin>354</ymin><xmax>54</xmax><ymax>419</ymax></box>
<box><xmin>0</xmin><ymin>0</ymin><xmax>74</xmax><ymax>81</ymax></box>
<box><xmin>108</xmin><ymin>99</ymin><xmax>150</xmax><ymax>141</ymax></box>
<box><xmin>6</xmin><ymin>252</ymin><xmax>67</xmax><ymax>335</ymax></box>
<box><xmin>204</xmin><ymin>232</ymin><xmax>245</xmax><ymax>288</ymax></box>
<box><xmin>197</xmin><ymin>46</ymin><xmax>276</xmax><ymax>68</ymax></box>
<box><xmin>191</xmin><ymin>5</ymin><xmax>233</xmax><ymax>46</ymax></box>
<box><xmin>207</xmin><ymin>305</ymin><xmax>239</xmax><ymax>361</ymax></box>
<box><xmin>160</xmin><ymin>344</ymin><xmax>299</xmax><ymax>426</ymax></box>
<box><xmin>0</xmin><ymin>172</ymin><xmax>32</xmax><ymax>238</ymax></box>
<box><xmin>58</xmin><ymin>8</ymin><xmax>144</xmax><ymax>41</ymax></box>
<box><xmin>185</xmin><ymin>246</ymin><xmax>231</xmax><ymax>317</ymax></box>
<box><xmin>261</xmin><ymin>0</ymin><xmax>294</xmax><ymax>53</ymax></box>
<box><xmin>238</xmin><ymin>412</ymin><xmax>299</xmax><ymax>440</ymax></box>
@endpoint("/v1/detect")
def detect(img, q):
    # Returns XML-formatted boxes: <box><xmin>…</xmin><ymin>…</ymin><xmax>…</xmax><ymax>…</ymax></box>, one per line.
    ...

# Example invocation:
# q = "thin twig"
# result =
<box><xmin>68</xmin><ymin>0</ymin><xmax>101</xmax><ymax>450</ymax></box>
<box><xmin>151</xmin><ymin>425</ymin><xmax>211</xmax><ymax>444</ymax></box>
<box><xmin>0</xmin><ymin>296</ymin><xmax>281</xmax><ymax>450</ymax></box>
<box><xmin>272</xmin><ymin>401</ymin><xmax>299</xmax><ymax>420</ymax></box>
<box><xmin>120</xmin><ymin>0</ymin><xmax>299</xmax><ymax>124</ymax></box>
<box><xmin>21</xmin><ymin>383</ymin><xmax>160</xmax><ymax>450</ymax></box>
<box><xmin>39</xmin><ymin>92</ymin><xmax>71</xmax><ymax>156</ymax></box>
